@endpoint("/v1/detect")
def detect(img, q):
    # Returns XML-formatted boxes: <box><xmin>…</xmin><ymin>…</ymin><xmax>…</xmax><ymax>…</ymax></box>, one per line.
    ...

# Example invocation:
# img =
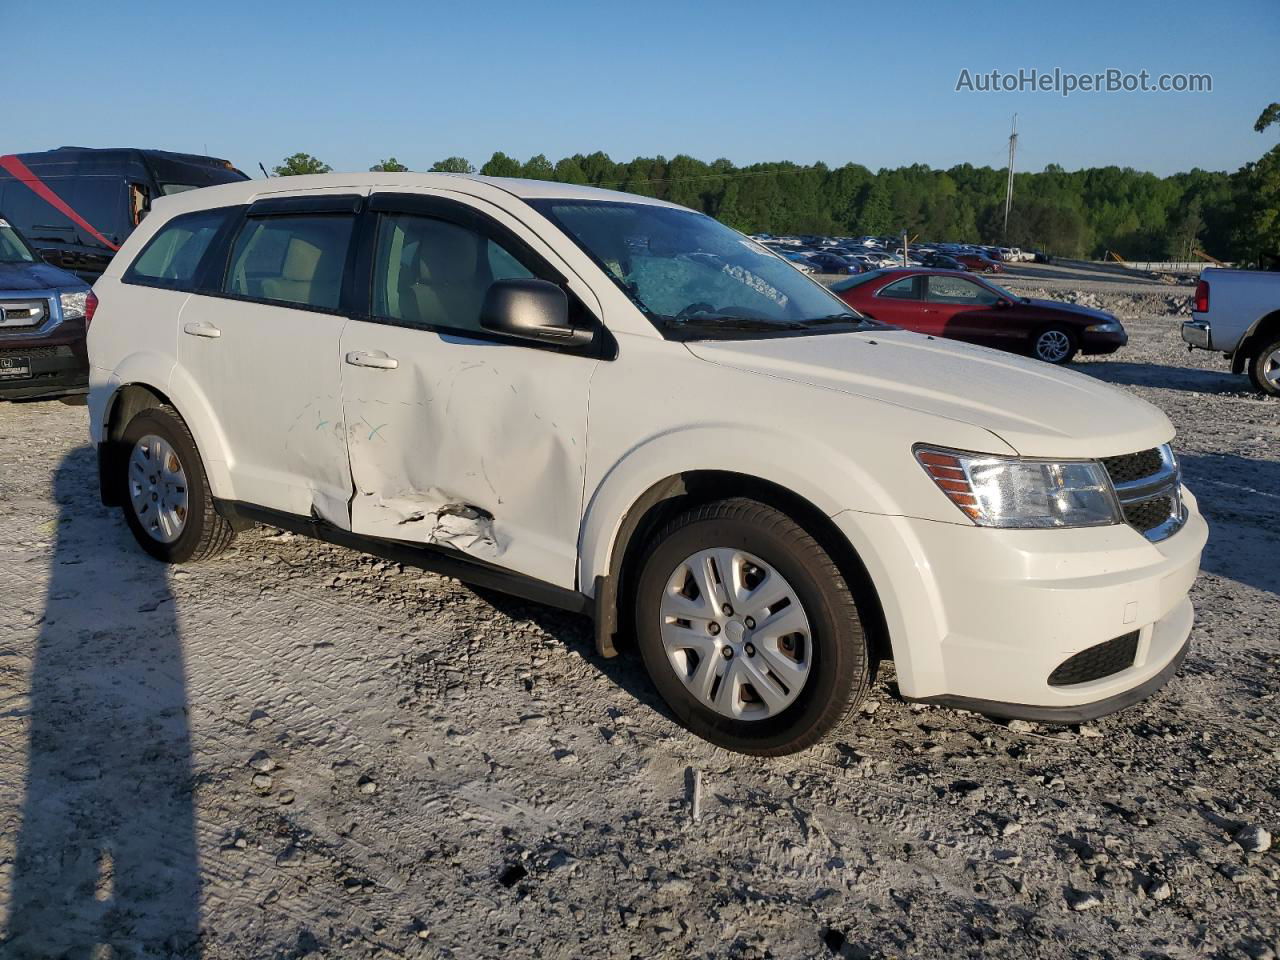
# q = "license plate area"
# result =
<box><xmin>0</xmin><ymin>356</ymin><xmax>32</xmax><ymax>380</ymax></box>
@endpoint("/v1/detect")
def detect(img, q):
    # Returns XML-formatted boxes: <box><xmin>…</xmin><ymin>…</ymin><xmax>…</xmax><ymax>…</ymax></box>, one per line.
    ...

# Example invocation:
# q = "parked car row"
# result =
<box><xmin>750</xmin><ymin>233</ymin><xmax>1048</xmax><ymax>278</ymax></box>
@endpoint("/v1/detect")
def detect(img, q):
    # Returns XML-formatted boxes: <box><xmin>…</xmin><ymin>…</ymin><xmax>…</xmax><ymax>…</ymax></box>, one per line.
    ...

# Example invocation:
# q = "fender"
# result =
<box><xmin>577</xmin><ymin>423</ymin><xmax>905</xmax><ymax>594</ymax></box>
<box><xmin>100</xmin><ymin>351</ymin><xmax>238</xmax><ymax>502</ymax></box>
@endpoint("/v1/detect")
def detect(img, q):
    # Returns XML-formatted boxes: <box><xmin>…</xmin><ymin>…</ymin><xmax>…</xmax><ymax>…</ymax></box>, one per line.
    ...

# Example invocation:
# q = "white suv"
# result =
<box><xmin>87</xmin><ymin>174</ymin><xmax>1207</xmax><ymax>755</ymax></box>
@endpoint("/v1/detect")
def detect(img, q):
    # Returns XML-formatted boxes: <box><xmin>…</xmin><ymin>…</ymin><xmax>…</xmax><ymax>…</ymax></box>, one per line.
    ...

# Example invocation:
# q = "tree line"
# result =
<box><xmin>272</xmin><ymin>104</ymin><xmax>1280</xmax><ymax>265</ymax></box>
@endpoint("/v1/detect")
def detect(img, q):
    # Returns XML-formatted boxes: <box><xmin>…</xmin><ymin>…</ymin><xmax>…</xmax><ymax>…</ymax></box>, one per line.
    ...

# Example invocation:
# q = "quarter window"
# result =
<box><xmin>124</xmin><ymin>207</ymin><xmax>231</xmax><ymax>289</ymax></box>
<box><xmin>371</xmin><ymin>213</ymin><xmax>534</xmax><ymax>332</ymax></box>
<box><xmin>226</xmin><ymin>214</ymin><xmax>355</xmax><ymax>310</ymax></box>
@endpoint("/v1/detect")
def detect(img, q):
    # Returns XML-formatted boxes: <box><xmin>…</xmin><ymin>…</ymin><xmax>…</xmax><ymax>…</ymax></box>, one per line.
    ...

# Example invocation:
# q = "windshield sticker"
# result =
<box><xmin>721</xmin><ymin>263</ymin><xmax>788</xmax><ymax>308</ymax></box>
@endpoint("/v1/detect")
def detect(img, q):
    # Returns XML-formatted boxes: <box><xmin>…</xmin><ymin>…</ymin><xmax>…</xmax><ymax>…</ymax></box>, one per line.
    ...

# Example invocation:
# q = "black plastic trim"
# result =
<box><xmin>907</xmin><ymin>638</ymin><xmax>1190</xmax><ymax>723</ymax></box>
<box><xmin>214</xmin><ymin>499</ymin><xmax>592</xmax><ymax>616</ymax></box>
<box><xmin>246</xmin><ymin>194</ymin><xmax>364</xmax><ymax>217</ymax></box>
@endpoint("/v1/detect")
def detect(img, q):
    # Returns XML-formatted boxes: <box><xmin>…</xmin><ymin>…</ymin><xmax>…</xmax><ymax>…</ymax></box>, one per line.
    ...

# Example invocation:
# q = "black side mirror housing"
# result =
<box><xmin>480</xmin><ymin>278</ymin><xmax>592</xmax><ymax>346</ymax></box>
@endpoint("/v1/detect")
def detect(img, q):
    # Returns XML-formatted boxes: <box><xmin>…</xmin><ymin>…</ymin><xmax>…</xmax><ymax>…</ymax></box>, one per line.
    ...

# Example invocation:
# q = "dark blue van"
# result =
<box><xmin>0</xmin><ymin>147</ymin><xmax>248</xmax><ymax>280</ymax></box>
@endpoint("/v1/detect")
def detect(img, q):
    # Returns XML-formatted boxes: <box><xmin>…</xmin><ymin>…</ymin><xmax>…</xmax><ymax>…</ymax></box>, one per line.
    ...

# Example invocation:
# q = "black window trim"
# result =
<box><xmin>121</xmin><ymin>204</ymin><xmax>244</xmax><ymax>293</ymax></box>
<box><xmin>352</xmin><ymin>192</ymin><xmax>615</xmax><ymax>360</ymax></box>
<box><xmin>874</xmin><ymin>275</ymin><xmax>923</xmax><ymax>301</ymax></box>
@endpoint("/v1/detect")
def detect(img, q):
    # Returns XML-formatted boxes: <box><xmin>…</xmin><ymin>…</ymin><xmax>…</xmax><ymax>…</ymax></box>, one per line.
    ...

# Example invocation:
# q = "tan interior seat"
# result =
<box><xmin>261</xmin><ymin>237</ymin><xmax>322</xmax><ymax>304</ymax></box>
<box><xmin>405</xmin><ymin>225</ymin><xmax>484</xmax><ymax>329</ymax></box>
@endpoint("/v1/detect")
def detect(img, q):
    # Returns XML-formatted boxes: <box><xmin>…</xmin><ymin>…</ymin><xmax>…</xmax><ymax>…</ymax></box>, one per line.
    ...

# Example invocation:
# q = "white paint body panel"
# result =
<box><xmin>1190</xmin><ymin>266</ymin><xmax>1280</xmax><ymax>353</ymax></box>
<box><xmin>87</xmin><ymin>173</ymin><xmax>1206</xmax><ymax>714</ymax></box>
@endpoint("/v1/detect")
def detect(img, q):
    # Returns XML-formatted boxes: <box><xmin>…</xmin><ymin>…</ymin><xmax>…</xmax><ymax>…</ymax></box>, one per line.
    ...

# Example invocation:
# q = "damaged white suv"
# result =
<box><xmin>88</xmin><ymin>174</ymin><xmax>1207</xmax><ymax>755</ymax></box>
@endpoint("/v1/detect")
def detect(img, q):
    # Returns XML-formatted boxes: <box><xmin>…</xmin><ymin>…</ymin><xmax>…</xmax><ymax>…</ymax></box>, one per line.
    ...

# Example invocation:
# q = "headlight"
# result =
<box><xmin>1085</xmin><ymin>320</ymin><xmax>1123</xmax><ymax>333</ymax></box>
<box><xmin>59</xmin><ymin>290</ymin><xmax>89</xmax><ymax>320</ymax></box>
<box><xmin>916</xmin><ymin>446</ymin><xmax>1120</xmax><ymax>528</ymax></box>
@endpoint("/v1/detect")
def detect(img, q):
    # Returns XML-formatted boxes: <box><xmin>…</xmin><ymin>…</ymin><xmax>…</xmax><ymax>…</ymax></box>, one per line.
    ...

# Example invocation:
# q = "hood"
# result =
<box><xmin>685</xmin><ymin>328</ymin><xmax>1171</xmax><ymax>458</ymax></box>
<box><xmin>0</xmin><ymin>260</ymin><xmax>86</xmax><ymax>293</ymax></box>
<box><xmin>1019</xmin><ymin>297</ymin><xmax>1114</xmax><ymax>322</ymax></box>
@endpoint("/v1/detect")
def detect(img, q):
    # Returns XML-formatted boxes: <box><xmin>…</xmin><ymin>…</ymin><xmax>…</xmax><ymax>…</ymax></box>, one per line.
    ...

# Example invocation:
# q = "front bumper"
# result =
<box><xmin>1082</xmin><ymin>329</ymin><xmax>1128</xmax><ymax>355</ymax></box>
<box><xmin>1182</xmin><ymin>320</ymin><xmax>1211</xmax><ymax>350</ymax></box>
<box><xmin>832</xmin><ymin>491</ymin><xmax>1207</xmax><ymax>720</ymax></box>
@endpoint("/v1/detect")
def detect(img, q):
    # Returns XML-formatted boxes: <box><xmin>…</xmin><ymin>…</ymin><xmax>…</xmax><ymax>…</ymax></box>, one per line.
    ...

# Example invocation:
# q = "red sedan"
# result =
<box><xmin>832</xmin><ymin>269</ymin><xmax>1128</xmax><ymax>364</ymax></box>
<box><xmin>954</xmin><ymin>252</ymin><xmax>1003</xmax><ymax>273</ymax></box>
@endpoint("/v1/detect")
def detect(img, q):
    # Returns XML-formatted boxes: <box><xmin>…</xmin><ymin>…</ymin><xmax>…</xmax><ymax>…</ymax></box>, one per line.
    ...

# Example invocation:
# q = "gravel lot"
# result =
<box><xmin>1</xmin><ymin>277</ymin><xmax>1277</xmax><ymax>959</ymax></box>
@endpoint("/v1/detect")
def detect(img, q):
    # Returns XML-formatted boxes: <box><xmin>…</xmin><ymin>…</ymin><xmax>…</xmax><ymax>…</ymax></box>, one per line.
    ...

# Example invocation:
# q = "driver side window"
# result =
<box><xmin>371</xmin><ymin>213</ymin><xmax>534</xmax><ymax>332</ymax></box>
<box><xmin>927</xmin><ymin>276</ymin><xmax>999</xmax><ymax>305</ymax></box>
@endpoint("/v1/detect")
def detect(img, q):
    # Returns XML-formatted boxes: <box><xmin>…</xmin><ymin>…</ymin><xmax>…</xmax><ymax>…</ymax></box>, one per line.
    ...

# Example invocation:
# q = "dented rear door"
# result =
<box><xmin>339</xmin><ymin>191</ymin><xmax>601</xmax><ymax>589</ymax></box>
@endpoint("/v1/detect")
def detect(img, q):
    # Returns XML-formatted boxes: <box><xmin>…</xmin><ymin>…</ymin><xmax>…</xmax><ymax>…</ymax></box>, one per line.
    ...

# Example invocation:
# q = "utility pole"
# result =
<box><xmin>1003</xmin><ymin>114</ymin><xmax>1018</xmax><ymax>242</ymax></box>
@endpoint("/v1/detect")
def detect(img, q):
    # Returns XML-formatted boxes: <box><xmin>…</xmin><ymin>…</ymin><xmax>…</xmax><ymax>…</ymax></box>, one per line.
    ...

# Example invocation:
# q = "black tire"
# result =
<box><xmin>118</xmin><ymin>406</ymin><xmax>235</xmax><ymax>563</ymax></box>
<box><xmin>634</xmin><ymin>498</ymin><xmax>868</xmax><ymax>755</ymax></box>
<box><xmin>1031</xmin><ymin>325</ymin><xmax>1079</xmax><ymax>365</ymax></box>
<box><xmin>1246</xmin><ymin>335</ymin><xmax>1280</xmax><ymax>397</ymax></box>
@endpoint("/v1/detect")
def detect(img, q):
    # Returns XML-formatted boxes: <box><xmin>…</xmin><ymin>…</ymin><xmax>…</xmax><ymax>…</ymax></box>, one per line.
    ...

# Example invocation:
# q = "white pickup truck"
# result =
<box><xmin>1182</xmin><ymin>267</ymin><xmax>1280</xmax><ymax>396</ymax></box>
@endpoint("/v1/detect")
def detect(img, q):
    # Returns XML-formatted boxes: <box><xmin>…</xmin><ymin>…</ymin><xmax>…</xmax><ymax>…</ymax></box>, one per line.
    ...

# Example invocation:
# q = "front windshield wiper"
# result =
<box><xmin>799</xmin><ymin>313</ymin><xmax>878</xmax><ymax>329</ymax></box>
<box><xmin>663</xmin><ymin>314</ymin><xmax>808</xmax><ymax>332</ymax></box>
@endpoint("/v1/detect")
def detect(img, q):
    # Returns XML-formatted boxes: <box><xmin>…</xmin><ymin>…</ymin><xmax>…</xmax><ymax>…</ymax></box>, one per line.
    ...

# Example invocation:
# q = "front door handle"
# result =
<box><xmin>183</xmin><ymin>321</ymin><xmax>221</xmax><ymax>338</ymax></box>
<box><xmin>345</xmin><ymin>350</ymin><xmax>399</xmax><ymax>370</ymax></box>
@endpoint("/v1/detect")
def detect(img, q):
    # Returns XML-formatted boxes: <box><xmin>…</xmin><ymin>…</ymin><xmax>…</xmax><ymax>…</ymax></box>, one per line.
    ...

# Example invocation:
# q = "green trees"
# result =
<box><xmin>275</xmin><ymin>118</ymin><xmax>1280</xmax><ymax>262</ymax></box>
<box><xmin>428</xmin><ymin>157</ymin><xmax>475</xmax><ymax>173</ymax></box>
<box><xmin>370</xmin><ymin>157</ymin><xmax>409</xmax><ymax>172</ymax></box>
<box><xmin>273</xmin><ymin>153</ymin><xmax>331</xmax><ymax>176</ymax></box>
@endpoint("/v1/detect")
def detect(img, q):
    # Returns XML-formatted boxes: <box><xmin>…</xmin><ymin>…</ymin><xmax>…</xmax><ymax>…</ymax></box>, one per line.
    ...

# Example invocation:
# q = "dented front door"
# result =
<box><xmin>339</xmin><ymin>328</ymin><xmax>595</xmax><ymax>588</ymax></box>
<box><xmin>338</xmin><ymin>193</ymin><xmax>599</xmax><ymax>589</ymax></box>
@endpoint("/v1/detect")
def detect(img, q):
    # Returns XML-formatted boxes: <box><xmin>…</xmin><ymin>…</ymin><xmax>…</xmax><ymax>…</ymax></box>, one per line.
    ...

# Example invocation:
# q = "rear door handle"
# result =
<box><xmin>345</xmin><ymin>350</ymin><xmax>399</xmax><ymax>370</ymax></box>
<box><xmin>183</xmin><ymin>321</ymin><xmax>221</xmax><ymax>338</ymax></box>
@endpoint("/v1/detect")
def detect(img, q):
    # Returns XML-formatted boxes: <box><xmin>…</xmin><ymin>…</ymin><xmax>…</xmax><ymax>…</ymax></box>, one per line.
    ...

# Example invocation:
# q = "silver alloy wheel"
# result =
<box><xmin>1035</xmin><ymin>329</ymin><xmax>1072</xmax><ymax>363</ymax></box>
<box><xmin>659</xmin><ymin>547</ymin><xmax>813</xmax><ymax>721</ymax></box>
<box><xmin>128</xmin><ymin>434</ymin><xmax>190</xmax><ymax>544</ymax></box>
<box><xmin>1263</xmin><ymin>347</ymin><xmax>1280</xmax><ymax>390</ymax></box>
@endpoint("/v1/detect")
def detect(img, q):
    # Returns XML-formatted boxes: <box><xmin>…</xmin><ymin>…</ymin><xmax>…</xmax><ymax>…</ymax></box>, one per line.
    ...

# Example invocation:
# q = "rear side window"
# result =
<box><xmin>876</xmin><ymin>276</ymin><xmax>922</xmax><ymax>300</ymax></box>
<box><xmin>226</xmin><ymin>214</ymin><xmax>355</xmax><ymax>311</ymax></box>
<box><xmin>124</xmin><ymin>207</ymin><xmax>232</xmax><ymax>289</ymax></box>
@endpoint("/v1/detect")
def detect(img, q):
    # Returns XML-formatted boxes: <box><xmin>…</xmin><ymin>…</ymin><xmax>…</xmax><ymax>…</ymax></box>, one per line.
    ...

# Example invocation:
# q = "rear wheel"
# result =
<box><xmin>634</xmin><ymin>498</ymin><xmax>868</xmax><ymax>755</ymax></box>
<box><xmin>118</xmin><ymin>407</ymin><xmax>235</xmax><ymax>563</ymax></box>
<box><xmin>1032</xmin><ymin>326</ymin><xmax>1078</xmax><ymax>364</ymax></box>
<box><xmin>1247</xmin><ymin>335</ymin><xmax>1280</xmax><ymax>397</ymax></box>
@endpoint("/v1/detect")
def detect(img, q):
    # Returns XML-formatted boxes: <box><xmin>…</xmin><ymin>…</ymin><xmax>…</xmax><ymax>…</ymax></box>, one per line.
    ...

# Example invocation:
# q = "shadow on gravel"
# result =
<box><xmin>5</xmin><ymin>449</ymin><xmax>200</xmax><ymax>958</ymax></box>
<box><xmin>472</xmin><ymin>589</ymin><xmax>679</xmax><ymax>725</ymax></box>
<box><xmin>1178</xmin><ymin>453</ymin><xmax>1280</xmax><ymax>597</ymax></box>
<box><xmin>1077</xmin><ymin>361</ymin><xmax>1247</xmax><ymax>395</ymax></box>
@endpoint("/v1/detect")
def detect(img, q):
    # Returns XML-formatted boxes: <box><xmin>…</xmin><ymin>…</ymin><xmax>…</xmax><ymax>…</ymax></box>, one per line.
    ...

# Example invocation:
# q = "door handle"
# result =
<box><xmin>183</xmin><ymin>321</ymin><xmax>221</xmax><ymax>338</ymax></box>
<box><xmin>345</xmin><ymin>350</ymin><xmax>399</xmax><ymax>370</ymax></box>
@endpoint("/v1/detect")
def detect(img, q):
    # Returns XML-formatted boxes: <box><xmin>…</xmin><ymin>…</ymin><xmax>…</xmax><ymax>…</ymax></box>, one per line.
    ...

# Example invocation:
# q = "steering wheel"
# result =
<box><xmin>675</xmin><ymin>302</ymin><xmax>718</xmax><ymax>319</ymax></box>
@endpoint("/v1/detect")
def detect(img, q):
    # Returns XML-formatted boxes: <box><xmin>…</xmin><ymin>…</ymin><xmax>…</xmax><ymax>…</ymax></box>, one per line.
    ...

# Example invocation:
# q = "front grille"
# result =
<box><xmin>1048</xmin><ymin>631</ymin><xmax>1140</xmax><ymax>686</ymax></box>
<box><xmin>1101</xmin><ymin>449</ymin><xmax>1163</xmax><ymax>485</ymax></box>
<box><xmin>0</xmin><ymin>345</ymin><xmax>67</xmax><ymax>360</ymax></box>
<box><xmin>1101</xmin><ymin>446</ymin><xmax>1185</xmax><ymax>542</ymax></box>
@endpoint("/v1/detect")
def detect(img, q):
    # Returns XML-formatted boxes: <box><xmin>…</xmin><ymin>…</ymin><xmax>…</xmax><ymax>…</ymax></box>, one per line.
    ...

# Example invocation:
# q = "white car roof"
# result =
<box><xmin>150</xmin><ymin>172</ymin><xmax>688</xmax><ymax>217</ymax></box>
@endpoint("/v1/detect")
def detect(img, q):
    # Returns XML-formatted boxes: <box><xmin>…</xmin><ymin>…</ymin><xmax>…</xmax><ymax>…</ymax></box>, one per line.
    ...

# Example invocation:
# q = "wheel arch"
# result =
<box><xmin>588</xmin><ymin>468</ymin><xmax>891</xmax><ymax>668</ymax></box>
<box><xmin>1232</xmin><ymin>309</ymin><xmax>1280</xmax><ymax>373</ymax></box>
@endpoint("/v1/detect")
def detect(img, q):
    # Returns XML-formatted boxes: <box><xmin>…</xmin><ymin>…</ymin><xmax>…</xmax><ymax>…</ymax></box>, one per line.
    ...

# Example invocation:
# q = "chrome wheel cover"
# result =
<box><xmin>659</xmin><ymin>548</ymin><xmax>812</xmax><ymax>721</ymax></box>
<box><xmin>1263</xmin><ymin>347</ymin><xmax>1280</xmax><ymax>390</ymax></box>
<box><xmin>1035</xmin><ymin>329</ymin><xmax>1072</xmax><ymax>363</ymax></box>
<box><xmin>128</xmin><ymin>434</ymin><xmax>190</xmax><ymax>544</ymax></box>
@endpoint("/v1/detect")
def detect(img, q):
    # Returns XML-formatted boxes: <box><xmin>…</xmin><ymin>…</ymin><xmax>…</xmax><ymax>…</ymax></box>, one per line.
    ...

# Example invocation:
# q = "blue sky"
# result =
<box><xmin>8</xmin><ymin>0</ymin><xmax>1278</xmax><ymax>177</ymax></box>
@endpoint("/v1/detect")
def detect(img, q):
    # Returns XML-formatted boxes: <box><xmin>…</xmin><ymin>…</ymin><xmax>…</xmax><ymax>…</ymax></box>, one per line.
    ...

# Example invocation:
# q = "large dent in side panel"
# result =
<box><xmin>344</xmin><ymin>347</ymin><xmax>587</xmax><ymax>572</ymax></box>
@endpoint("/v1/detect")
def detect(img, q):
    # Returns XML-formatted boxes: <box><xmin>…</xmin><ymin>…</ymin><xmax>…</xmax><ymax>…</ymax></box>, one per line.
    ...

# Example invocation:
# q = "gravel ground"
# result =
<box><xmin>0</xmin><ymin>280</ymin><xmax>1277</xmax><ymax>960</ymax></box>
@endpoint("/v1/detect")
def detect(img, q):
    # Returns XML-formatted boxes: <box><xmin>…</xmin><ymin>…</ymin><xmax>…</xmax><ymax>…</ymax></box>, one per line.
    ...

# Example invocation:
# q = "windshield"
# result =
<box><xmin>0</xmin><ymin>219</ymin><xmax>36</xmax><ymax>263</ymax></box>
<box><xmin>529</xmin><ymin>200</ymin><xmax>867</xmax><ymax>337</ymax></box>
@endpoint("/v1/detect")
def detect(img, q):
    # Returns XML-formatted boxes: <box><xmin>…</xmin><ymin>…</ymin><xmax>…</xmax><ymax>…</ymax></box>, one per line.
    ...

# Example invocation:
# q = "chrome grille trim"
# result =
<box><xmin>1103</xmin><ymin>444</ymin><xmax>1186</xmax><ymax>543</ymax></box>
<box><xmin>0</xmin><ymin>298</ymin><xmax>49</xmax><ymax>329</ymax></box>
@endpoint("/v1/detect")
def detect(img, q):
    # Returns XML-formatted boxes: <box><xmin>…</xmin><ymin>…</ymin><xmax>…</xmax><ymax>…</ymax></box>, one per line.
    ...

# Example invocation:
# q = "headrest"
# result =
<box><xmin>414</xmin><ymin>223</ymin><xmax>480</xmax><ymax>284</ymax></box>
<box><xmin>281</xmin><ymin>237</ymin><xmax>323</xmax><ymax>282</ymax></box>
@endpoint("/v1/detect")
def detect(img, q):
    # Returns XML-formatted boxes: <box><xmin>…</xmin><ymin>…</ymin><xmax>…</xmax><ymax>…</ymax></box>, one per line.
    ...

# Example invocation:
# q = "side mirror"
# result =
<box><xmin>994</xmin><ymin>298</ymin><xmax>1011</xmax><ymax>308</ymax></box>
<box><xmin>480</xmin><ymin>278</ymin><xmax>592</xmax><ymax>346</ymax></box>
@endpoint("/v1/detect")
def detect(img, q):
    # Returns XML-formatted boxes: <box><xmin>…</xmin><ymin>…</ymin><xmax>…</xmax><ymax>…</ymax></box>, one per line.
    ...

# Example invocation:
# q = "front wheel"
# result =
<box><xmin>634</xmin><ymin>498</ymin><xmax>868</xmax><ymax>755</ymax></box>
<box><xmin>1247</xmin><ymin>335</ymin><xmax>1280</xmax><ymax>397</ymax></box>
<box><xmin>118</xmin><ymin>406</ymin><xmax>236</xmax><ymax>563</ymax></box>
<box><xmin>1032</xmin><ymin>326</ymin><xmax>1078</xmax><ymax>365</ymax></box>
